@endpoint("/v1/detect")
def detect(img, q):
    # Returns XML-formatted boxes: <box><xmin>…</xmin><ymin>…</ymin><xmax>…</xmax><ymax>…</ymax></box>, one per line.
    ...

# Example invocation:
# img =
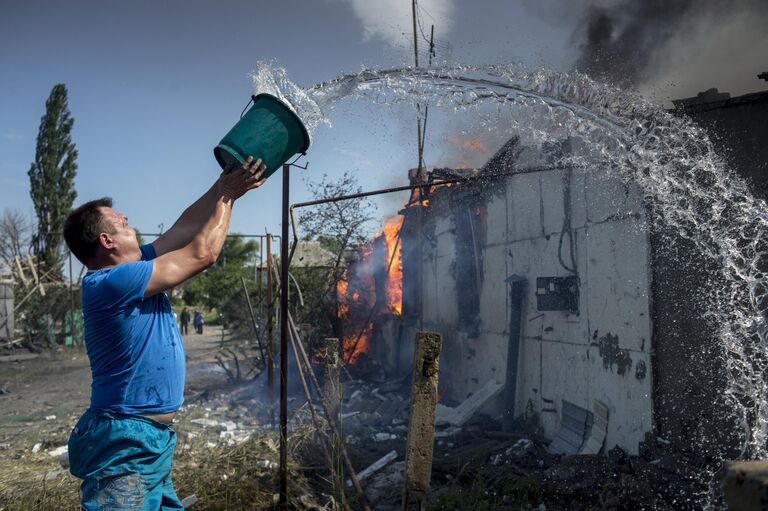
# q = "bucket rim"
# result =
<box><xmin>251</xmin><ymin>92</ymin><xmax>311</xmax><ymax>154</ymax></box>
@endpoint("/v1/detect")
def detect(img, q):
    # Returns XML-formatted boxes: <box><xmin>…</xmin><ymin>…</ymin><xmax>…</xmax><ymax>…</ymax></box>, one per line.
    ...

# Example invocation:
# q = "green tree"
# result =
<box><xmin>297</xmin><ymin>172</ymin><xmax>376</xmax><ymax>339</ymax></box>
<box><xmin>28</xmin><ymin>84</ymin><xmax>78</xmax><ymax>276</ymax></box>
<box><xmin>182</xmin><ymin>235</ymin><xmax>260</xmax><ymax>331</ymax></box>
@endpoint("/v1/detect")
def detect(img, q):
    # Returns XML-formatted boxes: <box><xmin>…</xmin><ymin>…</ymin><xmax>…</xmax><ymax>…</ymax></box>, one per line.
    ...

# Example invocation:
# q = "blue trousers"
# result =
<box><xmin>68</xmin><ymin>409</ymin><xmax>184</xmax><ymax>511</ymax></box>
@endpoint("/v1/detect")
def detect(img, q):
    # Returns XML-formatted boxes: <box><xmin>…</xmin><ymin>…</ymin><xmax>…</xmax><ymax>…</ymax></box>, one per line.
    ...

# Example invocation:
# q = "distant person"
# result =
<box><xmin>194</xmin><ymin>309</ymin><xmax>204</xmax><ymax>334</ymax></box>
<box><xmin>62</xmin><ymin>156</ymin><xmax>267</xmax><ymax>509</ymax></box>
<box><xmin>179</xmin><ymin>307</ymin><xmax>190</xmax><ymax>335</ymax></box>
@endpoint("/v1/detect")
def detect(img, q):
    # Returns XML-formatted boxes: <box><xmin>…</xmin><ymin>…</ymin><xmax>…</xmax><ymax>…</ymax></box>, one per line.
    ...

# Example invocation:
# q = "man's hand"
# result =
<box><xmin>218</xmin><ymin>156</ymin><xmax>268</xmax><ymax>203</ymax></box>
<box><xmin>145</xmin><ymin>156</ymin><xmax>267</xmax><ymax>297</ymax></box>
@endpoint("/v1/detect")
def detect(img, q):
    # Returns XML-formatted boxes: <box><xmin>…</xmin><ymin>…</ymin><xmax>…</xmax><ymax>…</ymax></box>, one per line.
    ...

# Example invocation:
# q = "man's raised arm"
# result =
<box><xmin>152</xmin><ymin>161</ymin><xmax>246</xmax><ymax>257</ymax></box>
<box><xmin>151</xmin><ymin>183</ymin><xmax>218</xmax><ymax>257</ymax></box>
<box><xmin>144</xmin><ymin>157</ymin><xmax>266</xmax><ymax>298</ymax></box>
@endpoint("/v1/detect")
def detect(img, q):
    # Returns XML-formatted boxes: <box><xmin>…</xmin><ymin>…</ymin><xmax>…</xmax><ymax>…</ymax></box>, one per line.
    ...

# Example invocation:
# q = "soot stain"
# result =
<box><xmin>597</xmin><ymin>333</ymin><xmax>632</xmax><ymax>376</ymax></box>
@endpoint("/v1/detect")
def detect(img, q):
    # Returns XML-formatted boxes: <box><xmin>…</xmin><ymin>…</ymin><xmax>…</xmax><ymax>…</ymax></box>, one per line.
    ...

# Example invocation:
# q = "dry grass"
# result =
<box><xmin>0</xmin><ymin>425</ymin><xmax>327</xmax><ymax>511</ymax></box>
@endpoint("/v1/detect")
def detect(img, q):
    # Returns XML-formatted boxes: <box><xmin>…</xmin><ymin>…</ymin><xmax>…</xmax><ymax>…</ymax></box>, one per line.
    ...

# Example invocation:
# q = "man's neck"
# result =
<box><xmin>88</xmin><ymin>252</ymin><xmax>139</xmax><ymax>271</ymax></box>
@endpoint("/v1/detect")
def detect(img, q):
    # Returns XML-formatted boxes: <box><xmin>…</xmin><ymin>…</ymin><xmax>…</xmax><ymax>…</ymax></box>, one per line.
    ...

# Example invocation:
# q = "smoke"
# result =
<box><xmin>572</xmin><ymin>0</ymin><xmax>693</xmax><ymax>88</ymax></box>
<box><xmin>527</xmin><ymin>0</ymin><xmax>768</xmax><ymax>102</ymax></box>
<box><xmin>339</xmin><ymin>0</ymin><xmax>455</xmax><ymax>51</ymax></box>
<box><xmin>639</xmin><ymin>2</ymin><xmax>768</xmax><ymax>102</ymax></box>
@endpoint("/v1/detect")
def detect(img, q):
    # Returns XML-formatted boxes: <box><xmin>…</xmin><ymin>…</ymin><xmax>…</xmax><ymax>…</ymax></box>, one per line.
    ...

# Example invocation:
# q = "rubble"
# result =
<box><xmin>347</xmin><ymin>450</ymin><xmax>398</xmax><ymax>487</ymax></box>
<box><xmin>132</xmin><ymin>355</ymin><xmax>720</xmax><ymax>510</ymax></box>
<box><xmin>435</xmin><ymin>379</ymin><xmax>504</xmax><ymax>427</ymax></box>
<box><xmin>363</xmin><ymin>461</ymin><xmax>405</xmax><ymax>505</ymax></box>
<box><xmin>723</xmin><ymin>460</ymin><xmax>768</xmax><ymax>511</ymax></box>
<box><xmin>180</xmin><ymin>494</ymin><xmax>198</xmax><ymax>509</ymax></box>
<box><xmin>189</xmin><ymin>417</ymin><xmax>220</xmax><ymax>428</ymax></box>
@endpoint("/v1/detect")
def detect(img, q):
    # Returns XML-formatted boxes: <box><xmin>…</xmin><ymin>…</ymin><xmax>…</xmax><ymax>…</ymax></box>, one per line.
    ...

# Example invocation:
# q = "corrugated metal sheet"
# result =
<box><xmin>580</xmin><ymin>401</ymin><xmax>609</xmax><ymax>455</ymax></box>
<box><xmin>548</xmin><ymin>400</ymin><xmax>593</xmax><ymax>455</ymax></box>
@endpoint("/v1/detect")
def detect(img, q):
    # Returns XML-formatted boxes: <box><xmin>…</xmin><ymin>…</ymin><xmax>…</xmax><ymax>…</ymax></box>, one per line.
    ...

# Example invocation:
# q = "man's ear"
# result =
<box><xmin>98</xmin><ymin>232</ymin><xmax>114</xmax><ymax>250</ymax></box>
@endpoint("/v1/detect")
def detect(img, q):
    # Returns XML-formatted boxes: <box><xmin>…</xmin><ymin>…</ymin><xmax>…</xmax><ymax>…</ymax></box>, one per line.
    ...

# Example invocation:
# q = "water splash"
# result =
<box><xmin>252</xmin><ymin>61</ymin><xmax>768</xmax><ymax>504</ymax></box>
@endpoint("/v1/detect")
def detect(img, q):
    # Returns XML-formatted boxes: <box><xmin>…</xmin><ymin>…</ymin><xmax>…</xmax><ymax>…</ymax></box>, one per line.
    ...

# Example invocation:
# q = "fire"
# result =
<box><xmin>379</xmin><ymin>216</ymin><xmax>404</xmax><ymax>315</ymax></box>
<box><xmin>343</xmin><ymin>323</ymin><xmax>372</xmax><ymax>364</ymax></box>
<box><xmin>336</xmin><ymin>276</ymin><xmax>349</xmax><ymax>318</ymax></box>
<box><xmin>338</xmin><ymin>215</ymin><xmax>404</xmax><ymax>363</ymax></box>
<box><xmin>449</xmin><ymin>135</ymin><xmax>487</xmax><ymax>154</ymax></box>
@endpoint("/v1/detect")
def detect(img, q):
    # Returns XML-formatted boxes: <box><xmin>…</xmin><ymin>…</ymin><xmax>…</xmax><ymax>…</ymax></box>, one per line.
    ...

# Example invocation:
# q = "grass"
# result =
<box><xmin>428</xmin><ymin>469</ymin><xmax>542</xmax><ymax>511</ymax></box>
<box><xmin>0</xmin><ymin>426</ymin><xmax>324</xmax><ymax>511</ymax></box>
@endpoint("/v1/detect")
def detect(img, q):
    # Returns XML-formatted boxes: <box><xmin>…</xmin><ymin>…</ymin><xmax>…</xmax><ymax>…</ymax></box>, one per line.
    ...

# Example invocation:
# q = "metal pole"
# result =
<box><xmin>412</xmin><ymin>0</ymin><xmax>419</xmax><ymax>68</ymax></box>
<box><xmin>291</xmin><ymin>176</ymin><xmax>476</xmax><ymax>209</ymax></box>
<box><xmin>279</xmin><ymin>164</ymin><xmax>290</xmax><ymax>509</ymax></box>
<box><xmin>68</xmin><ymin>250</ymin><xmax>75</xmax><ymax>344</ymax></box>
<box><xmin>267</xmin><ymin>236</ymin><xmax>275</xmax><ymax>421</ymax></box>
<box><xmin>241</xmin><ymin>276</ymin><xmax>266</xmax><ymax>364</ymax></box>
<box><xmin>267</xmin><ymin>237</ymin><xmax>275</xmax><ymax>409</ymax></box>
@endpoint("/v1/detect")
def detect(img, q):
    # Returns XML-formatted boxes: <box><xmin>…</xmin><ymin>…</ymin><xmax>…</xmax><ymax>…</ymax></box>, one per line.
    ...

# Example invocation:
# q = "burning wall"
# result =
<box><xmin>337</xmin><ymin>216</ymin><xmax>404</xmax><ymax>365</ymax></box>
<box><xmin>401</xmin><ymin>154</ymin><xmax>656</xmax><ymax>455</ymax></box>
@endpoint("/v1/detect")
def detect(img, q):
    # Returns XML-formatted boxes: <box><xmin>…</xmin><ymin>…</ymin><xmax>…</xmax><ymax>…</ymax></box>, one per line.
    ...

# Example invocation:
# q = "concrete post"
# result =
<box><xmin>321</xmin><ymin>337</ymin><xmax>341</xmax><ymax>424</ymax></box>
<box><xmin>402</xmin><ymin>331</ymin><xmax>442</xmax><ymax>511</ymax></box>
<box><xmin>723</xmin><ymin>460</ymin><xmax>768</xmax><ymax>510</ymax></box>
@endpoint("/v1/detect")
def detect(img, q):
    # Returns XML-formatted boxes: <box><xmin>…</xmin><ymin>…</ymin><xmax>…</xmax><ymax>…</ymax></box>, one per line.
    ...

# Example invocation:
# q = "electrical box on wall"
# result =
<box><xmin>536</xmin><ymin>276</ymin><xmax>579</xmax><ymax>312</ymax></box>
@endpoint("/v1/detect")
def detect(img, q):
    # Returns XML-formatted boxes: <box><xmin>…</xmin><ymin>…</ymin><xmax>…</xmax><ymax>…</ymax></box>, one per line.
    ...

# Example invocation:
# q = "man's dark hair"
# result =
<box><xmin>64</xmin><ymin>197</ymin><xmax>114</xmax><ymax>265</ymax></box>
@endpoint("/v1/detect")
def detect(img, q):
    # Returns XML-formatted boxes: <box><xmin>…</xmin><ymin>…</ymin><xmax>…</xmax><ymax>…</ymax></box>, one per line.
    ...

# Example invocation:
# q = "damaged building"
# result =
<box><xmin>337</xmin><ymin>76</ymin><xmax>767</xmax><ymax>462</ymax></box>
<box><xmin>393</xmin><ymin>140</ymin><xmax>658</xmax><ymax>457</ymax></box>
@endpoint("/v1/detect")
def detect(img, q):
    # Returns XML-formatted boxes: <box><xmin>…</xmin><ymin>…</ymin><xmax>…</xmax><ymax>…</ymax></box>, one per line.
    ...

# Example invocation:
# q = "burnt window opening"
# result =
<box><xmin>401</xmin><ymin>211</ymin><xmax>422</xmax><ymax>321</ymax></box>
<box><xmin>454</xmin><ymin>200</ymin><xmax>485</xmax><ymax>337</ymax></box>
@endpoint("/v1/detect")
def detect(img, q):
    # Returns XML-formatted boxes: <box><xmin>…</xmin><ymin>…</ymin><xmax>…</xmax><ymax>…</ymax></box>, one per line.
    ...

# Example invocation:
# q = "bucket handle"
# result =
<box><xmin>240</xmin><ymin>95</ymin><xmax>258</xmax><ymax>119</ymax></box>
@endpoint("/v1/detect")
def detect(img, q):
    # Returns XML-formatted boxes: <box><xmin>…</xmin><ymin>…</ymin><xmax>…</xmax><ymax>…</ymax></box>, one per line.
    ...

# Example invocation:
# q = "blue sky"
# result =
<box><xmin>0</xmin><ymin>0</ymin><xmax>579</xmax><ymax>243</ymax></box>
<box><xmin>2</xmin><ymin>0</ymin><xmax>764</xmax><ymax>249</ymax></box>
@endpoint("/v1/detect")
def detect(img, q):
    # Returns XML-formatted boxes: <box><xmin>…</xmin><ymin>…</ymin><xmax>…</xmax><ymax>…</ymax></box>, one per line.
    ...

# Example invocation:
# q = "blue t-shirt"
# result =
<box><xmin>82</xmin><ymin>244</ymin><xmax>185</xmax><ymax>414</ymax></box>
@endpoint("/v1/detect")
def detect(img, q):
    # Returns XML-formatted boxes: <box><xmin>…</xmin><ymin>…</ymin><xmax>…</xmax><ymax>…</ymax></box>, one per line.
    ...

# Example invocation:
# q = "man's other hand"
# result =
<box><xmin>218</xmin><ymin>156</ymin><xmax>267</xmax><ymax>202</ymax></box>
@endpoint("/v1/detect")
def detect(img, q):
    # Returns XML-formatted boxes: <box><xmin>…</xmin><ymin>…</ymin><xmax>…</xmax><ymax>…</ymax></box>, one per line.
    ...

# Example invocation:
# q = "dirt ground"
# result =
<box><xmin>0</xmin><ymin>327</ymin><xmax>715</xmax><ymax>510</ymax></box>
<box><xmin>0</xmin><ymin>326</ymin><xmax>252</xmax><ymax>508</ymax></box>
<box><xmin>0</xmin><ymin>326</ymin><xmax>230</xmax><ymax>449</ymax></box>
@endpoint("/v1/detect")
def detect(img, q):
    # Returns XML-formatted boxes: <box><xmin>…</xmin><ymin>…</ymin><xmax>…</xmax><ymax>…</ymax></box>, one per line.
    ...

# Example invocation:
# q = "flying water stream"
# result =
<box><xmin>251</xmin><ymin>61</ymin><xmax>768</xmax><ymax>506</ymax></box>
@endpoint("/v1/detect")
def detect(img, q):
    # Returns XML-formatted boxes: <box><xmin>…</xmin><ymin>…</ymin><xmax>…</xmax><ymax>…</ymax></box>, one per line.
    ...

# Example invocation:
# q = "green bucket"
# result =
<box><xmin>214</xmin><ymin>93</ymin><xmax>310</xmax><ymax>179</ymax></box>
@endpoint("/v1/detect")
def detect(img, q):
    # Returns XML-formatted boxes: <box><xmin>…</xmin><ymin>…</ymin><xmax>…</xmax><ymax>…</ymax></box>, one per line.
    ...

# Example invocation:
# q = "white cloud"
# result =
<box><xmin>342</xmin><ymin>0</ymin><xmax>455</xmax><ymax>49</ymax></box>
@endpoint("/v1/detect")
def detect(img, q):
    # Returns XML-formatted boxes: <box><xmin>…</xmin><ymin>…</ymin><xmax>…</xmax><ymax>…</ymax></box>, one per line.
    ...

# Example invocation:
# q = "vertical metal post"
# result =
<box><xmin>68</xmin><ymin>250</ymin><xmax>75</xmax><ymax>344</ymax></box>
<box><xmin>266</xmin><ymin>234</ymin><xmax>275</xmax><ymax>421</ymax></box>
<box><xmin>279</xmin><ymin>164</ymin><xmax>290</xmax><ymax>509</ymax></box>
<box><xmin>411</xmin><ymin>0</ymin><xmax>419</xmax><ymax>68</ymax></box>
<box><xmin>258</xmin><ymin>236</ymin><xmax>263</xmax><ymax>308</ymax></box>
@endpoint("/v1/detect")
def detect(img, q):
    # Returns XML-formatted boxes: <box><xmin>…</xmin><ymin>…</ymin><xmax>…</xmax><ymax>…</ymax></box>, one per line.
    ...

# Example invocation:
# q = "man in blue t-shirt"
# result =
<box><xmin>63</xmin><ymin>156</ymin><xmax>267</xmax><ymax>510</ymax></box>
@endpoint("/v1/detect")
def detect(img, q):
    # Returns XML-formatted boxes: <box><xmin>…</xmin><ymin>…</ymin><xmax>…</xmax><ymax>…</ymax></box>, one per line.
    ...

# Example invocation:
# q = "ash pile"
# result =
<box><xmin>332</xmin><ymin>381</ymin><xmax>713</xmax><ymax>510</ymax></box>
<box><xmin>173</xmin><ymin>338</ymin><xmax>718</xmax><ymax>510</ymax></box>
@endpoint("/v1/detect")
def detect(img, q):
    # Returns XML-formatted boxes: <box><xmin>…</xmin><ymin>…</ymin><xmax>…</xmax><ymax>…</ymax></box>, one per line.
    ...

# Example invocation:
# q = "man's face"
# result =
<box><xmin>99</xmin><ymin>207</ymin><xmax>141</xmax><ymax>261</ymax></box>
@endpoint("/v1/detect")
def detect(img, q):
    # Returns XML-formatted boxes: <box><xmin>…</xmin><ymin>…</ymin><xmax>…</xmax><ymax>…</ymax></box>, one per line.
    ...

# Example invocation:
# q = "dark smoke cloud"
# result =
<box><xmin>525</xmin><ymin>0</ymin><xmax>768</xmax><ymax>100</ymax></box>
<box><xmin>573</xmin><ymin>0</ymin><xmax>692</xmax><ymax>87</ymax></box>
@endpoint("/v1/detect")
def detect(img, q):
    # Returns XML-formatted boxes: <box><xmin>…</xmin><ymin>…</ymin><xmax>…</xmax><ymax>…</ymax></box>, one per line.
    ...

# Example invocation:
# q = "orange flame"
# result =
<box><xmin>343</xmin><ymin>323</ymin><xmax>372</xmax><ymax>363</ymax></box>
<box><xmin>379</xmin><ymin>216</ymin><xmax>404</xmax><ymax>315</ymax></box>
<box><xmin>449</xmin><ymin>136</ymin><xmax>487</xmax><ymax>154</ymax></box>
<box><xmin>338</xmin><ymin>215</ymin><xmax>404</xmax><ymax>363</ymax></box>
<box><xmin>336</xmin><ymin>276</ymin><xmax>349</xmax><ymax>318</ymax></box>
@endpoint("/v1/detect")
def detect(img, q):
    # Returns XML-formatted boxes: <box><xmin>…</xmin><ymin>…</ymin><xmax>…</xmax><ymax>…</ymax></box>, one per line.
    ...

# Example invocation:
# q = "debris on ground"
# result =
<box><xmin>180</xmin><ymin>494</ymin><xmax>198</xmax><ymax>509</ymax></box>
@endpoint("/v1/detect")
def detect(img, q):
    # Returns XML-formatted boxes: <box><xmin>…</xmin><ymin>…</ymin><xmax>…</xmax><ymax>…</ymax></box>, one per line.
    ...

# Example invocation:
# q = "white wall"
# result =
<box><xmin>419</xmin><ymin>167</ymin><xmax>654</xmax><ymax>454</ymax></box>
